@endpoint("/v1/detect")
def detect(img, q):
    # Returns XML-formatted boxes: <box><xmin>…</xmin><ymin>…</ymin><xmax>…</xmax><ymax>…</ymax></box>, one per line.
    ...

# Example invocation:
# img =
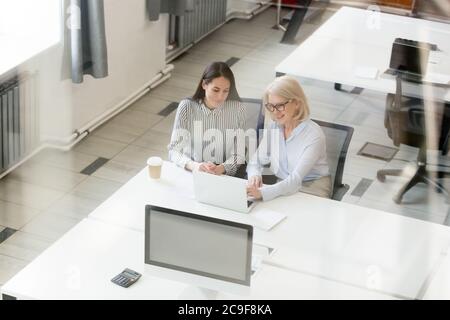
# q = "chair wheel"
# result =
<box><xmin>377</xmin><ymin>173</ymin><xmax>386</xmax><ymax>182</ymax></box>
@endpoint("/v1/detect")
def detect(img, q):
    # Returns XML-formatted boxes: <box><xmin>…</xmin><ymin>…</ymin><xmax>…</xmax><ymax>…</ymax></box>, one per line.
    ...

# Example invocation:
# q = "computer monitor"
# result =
<box><xmin>144</xmin><ymin>205</ymin><xmax>253</xmax><ymax>298</ymax></box>
<box><xmin>389</xmin><ymin>41</ymin><xmax>430</xmax><ymax>75</ymax></box>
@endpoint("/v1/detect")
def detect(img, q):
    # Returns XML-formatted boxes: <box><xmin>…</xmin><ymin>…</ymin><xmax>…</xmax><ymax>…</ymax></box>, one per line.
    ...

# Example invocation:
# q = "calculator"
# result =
<box><xmin>111</xmin><ymin>268</ymin><xmax>141</xmax><ymax>288</ymax></box>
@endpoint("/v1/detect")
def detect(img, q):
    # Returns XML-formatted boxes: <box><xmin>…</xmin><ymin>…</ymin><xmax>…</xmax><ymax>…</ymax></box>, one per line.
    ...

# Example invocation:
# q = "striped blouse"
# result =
<box><xmin>168</xmin><ymin>98</ymin><xmax>246</xmax><ymax>176</ymax></box>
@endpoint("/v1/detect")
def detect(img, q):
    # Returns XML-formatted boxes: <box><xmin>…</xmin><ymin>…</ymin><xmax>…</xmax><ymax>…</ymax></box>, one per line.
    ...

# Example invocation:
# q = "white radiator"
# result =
<box><xmin>0</xmin><ymin>73</ymin><xmax>39</xmax><ymax>173</ymax></box>
<box><xmin>169</xmin><ymin>0</ymin><xmax>227</xmax><ymax>51</ymax></box>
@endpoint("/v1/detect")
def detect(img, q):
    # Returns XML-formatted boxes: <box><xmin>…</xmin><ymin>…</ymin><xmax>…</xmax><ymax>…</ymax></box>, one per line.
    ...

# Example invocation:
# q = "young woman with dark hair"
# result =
<box><xmin>168</xmin><ymin>61</ymin><xmax>246</xmax><ymax>176</ymax></box>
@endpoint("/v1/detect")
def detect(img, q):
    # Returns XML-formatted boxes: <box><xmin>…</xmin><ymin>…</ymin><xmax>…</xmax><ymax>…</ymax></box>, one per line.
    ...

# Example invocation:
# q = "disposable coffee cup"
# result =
<box><xmin>147</xmin><ymin>157</ymin><xmax>163</xmax><ymax>179</ymax></box>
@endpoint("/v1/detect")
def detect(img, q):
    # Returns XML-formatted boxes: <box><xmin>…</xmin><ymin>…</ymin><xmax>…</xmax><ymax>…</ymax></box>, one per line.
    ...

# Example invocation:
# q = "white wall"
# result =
<box><xmin>17</xmin><ymin>0</ymin><xmax>167</xmax><ymax>140</ymax></box>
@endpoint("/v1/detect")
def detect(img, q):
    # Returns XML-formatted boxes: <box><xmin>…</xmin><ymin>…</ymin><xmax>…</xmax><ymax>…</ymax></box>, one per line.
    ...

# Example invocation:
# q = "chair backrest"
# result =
<box><xmin>241</xmin><ymin>98</ymin><xmax>264</xmax><ymax>135</ymax></box>
<box><xmin>313</xmin><ymin>119</ymin><xmax>354</xmax><ymax>200</ymax></box>
<box><xmin>241</xmin><ymin>98</ymin><xmax>265</xmax><ymax>160</ymax></box>
<box><xmin>385</xmin><ymin>75</ymin><xmax>450</xmax><ymax>153</ymax></box>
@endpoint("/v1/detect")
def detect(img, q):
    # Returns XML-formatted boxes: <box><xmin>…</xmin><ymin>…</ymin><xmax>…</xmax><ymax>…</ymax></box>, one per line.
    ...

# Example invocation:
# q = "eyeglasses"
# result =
<box><xmin>264</xmin><ymin>99</ymin><xmax>291</xmax><ymax>112</ymax></box>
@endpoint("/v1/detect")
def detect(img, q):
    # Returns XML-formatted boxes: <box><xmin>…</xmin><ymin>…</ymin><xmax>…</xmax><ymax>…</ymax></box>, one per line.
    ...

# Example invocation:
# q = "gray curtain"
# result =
<box><xmin>147</xmin><ymin>0</ymin><xmax>195</xmax><ymax>21</ymax></box>
<box><xmin>63</xmin><ymin>0</ymin><xmax>108</xmax><ymax>84</ymax></box>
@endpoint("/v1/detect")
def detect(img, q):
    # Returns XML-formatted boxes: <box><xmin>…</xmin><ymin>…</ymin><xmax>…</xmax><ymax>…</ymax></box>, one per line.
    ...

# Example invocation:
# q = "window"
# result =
<box><xmin>0</xmin><ymin>0</ymin><xmax>61</xmax><ymax>75</ymax></box>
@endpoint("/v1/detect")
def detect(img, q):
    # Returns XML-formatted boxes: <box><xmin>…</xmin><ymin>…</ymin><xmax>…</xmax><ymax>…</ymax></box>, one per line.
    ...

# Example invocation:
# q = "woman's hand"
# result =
<box><xmin>247</xmin><ymin>175</ymin><xmax>263</xmax><ymax>188</ymax></box>
<box><xmin>246</xmin><ymin>184</ymin><xmax>262</xmax><ymax>200</ymax></box>
<box><xmin>212</xmin><ymin>164</ymin><xmax>225</xmax><ymax>175</ymax></box>
<box><xmin>187</xmin><ymin>161</ymin><xmax>215</xmax><ymax>174</ymax></box>
<box><xmin>198</xmin><ymin>162</ymin><xmax>225</xmax><ymax>175</ymax></box>
<box><xmin>187</xmin><ymin>161</ymin><xmax>225</xmax><ymax>175</ymax></box>
<box><xmin>198</xmin><ymin>162</ymin><xmax>216</xmax><ymax>174</ymax></box>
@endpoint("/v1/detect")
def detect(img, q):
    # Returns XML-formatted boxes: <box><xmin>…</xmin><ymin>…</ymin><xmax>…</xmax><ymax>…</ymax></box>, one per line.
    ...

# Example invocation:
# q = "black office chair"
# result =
<box><xmin>234</xmin><ymin>98</ymin><xmax>265</xmax><ymax>178</ymax></box>
<box><xmin>241</xmin><ymin>97</ymin><xmax>265</xmax><ymax>141</ymax></box>
<box><xmin>376</xmin><ymin>75</ymin><xmax>450</xmax><ymax>204</ymax></box>
<box><xmin>313</xmin><ymin>119</ymin><xmax>354</xmax><ymax>201</ymax></box>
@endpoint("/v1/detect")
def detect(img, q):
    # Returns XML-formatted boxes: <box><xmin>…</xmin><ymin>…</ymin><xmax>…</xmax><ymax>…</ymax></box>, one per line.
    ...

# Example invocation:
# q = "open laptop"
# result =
<box><xmin>193</xmin><ymin>171</ymin><xmax>257</xmax><ymax>213</ymax></box>
<box><xmin>384</xmin><ymin>39</ymin><xmax>430</xmax><ymax>83</ymax></box>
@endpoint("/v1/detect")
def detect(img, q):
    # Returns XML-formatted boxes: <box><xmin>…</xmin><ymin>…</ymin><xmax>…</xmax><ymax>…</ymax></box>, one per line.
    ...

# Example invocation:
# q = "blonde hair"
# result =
<box><xmin>263</xmin><ymin>76</ymin><xmax>310</xmax><ymax>122</ymax></box>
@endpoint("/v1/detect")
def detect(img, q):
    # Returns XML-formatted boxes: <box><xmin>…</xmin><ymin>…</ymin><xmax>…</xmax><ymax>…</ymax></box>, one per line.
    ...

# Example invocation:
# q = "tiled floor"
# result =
<box><xmin>1</xmin><ymin>5</ymin><xmax>449</xmax><ymax>290</ymax></box>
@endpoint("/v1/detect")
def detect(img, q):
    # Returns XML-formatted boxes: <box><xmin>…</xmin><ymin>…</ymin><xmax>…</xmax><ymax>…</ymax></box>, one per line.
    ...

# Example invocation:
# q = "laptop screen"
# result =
<box><xmin>389</xmin><ymin>42</ymin><xmax>430</xmax><ymax>75</ymax></box>
<box><xmin>144</xmin><ymin>205</ymin><xmax>253</xmax><ymax>286</ymax></box>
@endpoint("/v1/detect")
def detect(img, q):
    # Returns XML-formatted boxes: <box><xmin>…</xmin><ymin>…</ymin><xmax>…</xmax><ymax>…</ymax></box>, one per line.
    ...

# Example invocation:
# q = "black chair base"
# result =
<box><xmin>332</xmin><ymin>184</ymin><xmax>350</xmax><ymax>201</ymax></box>
<box><xmin>377</xmin><ymin>164</ymin><xmax>449</xmax><ymax>204</ymax></box>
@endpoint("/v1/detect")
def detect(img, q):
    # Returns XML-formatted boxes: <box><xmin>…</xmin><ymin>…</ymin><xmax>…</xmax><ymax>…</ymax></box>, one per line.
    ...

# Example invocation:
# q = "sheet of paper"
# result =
<box><xmin>251</xmin><ymin>209</ymin><xmax>287</xmax><ymax>231</ymax></box>
<box><xmin>251</xmin><ymin>243</ymin><xmax>276</xmax><ymax>272</ymax></box>
<box><xmin>354</xmin><ymin>66</ymin><xmax>379</xmax><ymax>79</ymax></box>
<box><xmin>253</xmin><ymin>243</ymin><xmax>271</xmax><ymax>257</ymax></box>
<box><xmin>428</xmin><ymin>51</ymin><xmax>442</xmax><ymax>65</ymax></box>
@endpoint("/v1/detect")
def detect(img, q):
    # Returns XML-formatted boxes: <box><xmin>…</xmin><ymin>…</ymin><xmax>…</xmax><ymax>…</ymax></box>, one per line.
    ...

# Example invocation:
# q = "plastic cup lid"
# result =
<box><xmin>147</xmin><ymin>157</ymin><xmax>162</xmax><ymax>166</ymax></box>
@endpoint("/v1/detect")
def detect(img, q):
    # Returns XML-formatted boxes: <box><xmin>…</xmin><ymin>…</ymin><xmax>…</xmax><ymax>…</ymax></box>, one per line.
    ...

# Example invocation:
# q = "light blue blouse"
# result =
<box><xmin>246</xmin><ymin>119</ymin><xmax>330</xmax><ymax>201</ymax></box>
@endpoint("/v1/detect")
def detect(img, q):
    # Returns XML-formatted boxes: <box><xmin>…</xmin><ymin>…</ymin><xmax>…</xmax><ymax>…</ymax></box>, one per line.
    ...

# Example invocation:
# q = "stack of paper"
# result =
<box><xmin>251</xmin><ymin>209</ymin><xmax>287</xmax><ymax>231</ymax></box>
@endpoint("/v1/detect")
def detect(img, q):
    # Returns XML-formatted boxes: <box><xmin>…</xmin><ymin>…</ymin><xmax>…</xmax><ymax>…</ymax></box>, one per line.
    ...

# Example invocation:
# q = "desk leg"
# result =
<box><xmin>334</xmin><ymin>83</ymin><xmax>364</xmax><ymax>95</ymax></box>
<box><xmin>281</xmin><ymin>0</ymin><xmax>312</xmax><ymax>44</ymax></box>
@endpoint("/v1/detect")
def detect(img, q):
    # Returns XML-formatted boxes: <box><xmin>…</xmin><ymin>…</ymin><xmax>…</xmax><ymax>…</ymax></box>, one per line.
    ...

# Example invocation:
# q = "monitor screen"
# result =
<box><xmin>389</xmin><ymin>42</ymin><xmax>429</xmax><ymax>75</ymax></box>
<box><xmin>144</xmin><ymin>205</ymin><xmax>253</xmax><ymax>286</ymax></box>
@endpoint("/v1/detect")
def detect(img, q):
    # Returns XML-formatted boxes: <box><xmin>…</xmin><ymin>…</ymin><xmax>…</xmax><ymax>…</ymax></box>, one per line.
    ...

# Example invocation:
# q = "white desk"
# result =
<box><xmin>0</xmin><ymin>218</ymin><xmax>397</xmax><ymax>300</ymax></box>
<box><xmin>2</xmin><ymin>161</ymin><xmax>450</xmax><ymax>299</ymax></box>
<box><xmin>85</xmin><ymin>162</ymin><xmax>450</xmax><ymax>299</ymax></box>
<box><xmin>275</xmin><ymin>6</ymin><xmax>450</xmax><ymax>102</ymax></box>
<box><xmin>314</xmin><ymin>7</ymin><xmax>450</xmax><ymax>51</ymax></box>
<box><xmin>423</xmin><ymin>253</ymin><xmax>450</xmax><ymax>300</ymax></box>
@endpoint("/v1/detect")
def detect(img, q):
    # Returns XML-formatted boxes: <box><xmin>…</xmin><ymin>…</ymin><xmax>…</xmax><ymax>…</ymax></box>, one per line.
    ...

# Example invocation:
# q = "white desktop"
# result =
<box><xmin>3</xmin><ymin>161</ymin><xmax>447</xmax><ymax>299</ymax></box>
<box><xmin>275</xmin><ymin>6</ymin><xmax>450</xmax><ymax>102</ymax></box>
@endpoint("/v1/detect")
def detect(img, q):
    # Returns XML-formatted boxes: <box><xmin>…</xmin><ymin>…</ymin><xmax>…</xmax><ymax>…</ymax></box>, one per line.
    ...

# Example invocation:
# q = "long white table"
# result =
<box><xmin>276</xmin><ymin>6</ymin><xmax>450</xmax><ymax>102</ymax></box>
<box><xmin>1</xmin><ymin>218</ymin><xmax>397</xmax><ymax>300</ymax></box>
<box><xmin>2</xmin><ymin>161</ymin><xmax>450</xmax><ymax>299</ymax></box>
<box><xmin>423</xmin><ymin>253</ymin><xmax>450</xmax><ymax>300</ymax></box>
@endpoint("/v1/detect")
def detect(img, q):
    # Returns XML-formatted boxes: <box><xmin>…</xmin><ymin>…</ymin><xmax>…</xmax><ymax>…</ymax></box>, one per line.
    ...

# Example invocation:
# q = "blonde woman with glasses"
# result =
<box><xmin>246</xmin><ymin>76</ymin><xmax>331</xmax><ymax>200</ymax></box>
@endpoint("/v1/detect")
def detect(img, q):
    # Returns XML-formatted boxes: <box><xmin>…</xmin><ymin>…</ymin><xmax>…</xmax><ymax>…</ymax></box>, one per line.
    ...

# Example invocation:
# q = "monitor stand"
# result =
<box><xmin>145</xmin><ymin>264</ymin><xmax>251</xmax><ymax>298</ymax></box>
<box><xmin>176</xmin><ymin>244</ymin><xmax>273</xmax><ymax>299</ymax></box>
<box><xmin>178</xmin><ymin>286</ymin><xmax>219</xmax><ymax>300</ymax></box>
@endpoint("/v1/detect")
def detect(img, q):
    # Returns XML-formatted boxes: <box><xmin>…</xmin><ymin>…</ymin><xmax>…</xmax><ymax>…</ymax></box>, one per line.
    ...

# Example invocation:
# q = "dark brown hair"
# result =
<box><xmin>191</xmin><ymin>62</ymin><xmax>241</xmax><ymax>102</ymax></box>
